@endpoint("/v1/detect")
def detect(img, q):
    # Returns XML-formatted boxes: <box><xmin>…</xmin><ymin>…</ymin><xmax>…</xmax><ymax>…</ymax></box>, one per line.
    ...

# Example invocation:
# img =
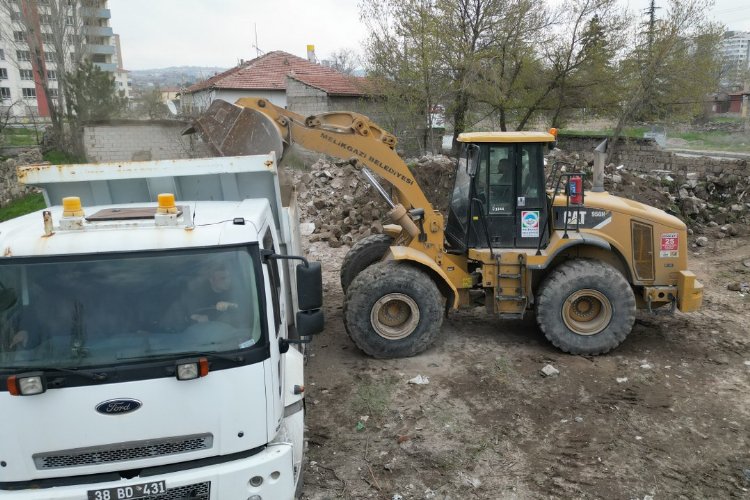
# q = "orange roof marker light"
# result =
<box><xmin>157</xmin><ymin>193</ymin><xmax>178</xmax><ymax>214</ymax></box>
<box><xmin>62</xmin><ymin>197</ymin><xmax>84</xmax><ymax>217</ymax></box>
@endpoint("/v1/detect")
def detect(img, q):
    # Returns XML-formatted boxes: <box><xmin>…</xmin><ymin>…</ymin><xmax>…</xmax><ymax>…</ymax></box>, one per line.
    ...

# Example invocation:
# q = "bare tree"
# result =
<box><xmin>0</xmin><ymin>0</ymin><xmax>91</xmax><ymax>148</ymax></box>
<box><xmin>326</xmin><ymin>48</ymin><xmax>360</xmax><ymax>75</ymax></box>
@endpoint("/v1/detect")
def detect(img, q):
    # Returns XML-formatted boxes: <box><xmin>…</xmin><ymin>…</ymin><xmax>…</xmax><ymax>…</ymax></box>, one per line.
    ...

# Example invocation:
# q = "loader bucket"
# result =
<box><xmin>184</xmin><ymin>99</ymin><xmax>284</xmax><ymax>158</ymax></box>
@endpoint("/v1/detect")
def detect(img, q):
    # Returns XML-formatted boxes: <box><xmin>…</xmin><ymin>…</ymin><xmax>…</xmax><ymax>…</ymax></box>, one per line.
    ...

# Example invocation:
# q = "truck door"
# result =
<box><xmin>262</xmin><ymin>228</ymin><xmax>284</xmax><ymax>427</ymax></box>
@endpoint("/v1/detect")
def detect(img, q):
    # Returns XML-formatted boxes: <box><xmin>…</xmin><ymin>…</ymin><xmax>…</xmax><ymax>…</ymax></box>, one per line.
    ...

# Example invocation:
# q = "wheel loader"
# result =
<box><xmin>187</xmin><ymin>98</ymin><xmax>703</xmax><ymax>358</ymax></box>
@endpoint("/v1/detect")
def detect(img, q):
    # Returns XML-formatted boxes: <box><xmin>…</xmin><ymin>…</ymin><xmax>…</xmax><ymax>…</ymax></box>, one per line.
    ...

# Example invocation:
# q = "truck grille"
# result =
<box><xmin>144</xmin><ymin>481</ymin><xmax>210</xmax><ymax>500</ymax></box>
<box><xmin>33</xmin><ymin>434</ymin><xmax>213</xmax><ymax>470</ymax></box>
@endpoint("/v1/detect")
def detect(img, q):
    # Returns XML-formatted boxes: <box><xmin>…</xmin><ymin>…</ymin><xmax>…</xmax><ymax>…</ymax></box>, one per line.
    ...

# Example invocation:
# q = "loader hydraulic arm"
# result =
<box><xmin>190</xmin><ymin>97</ymin><xmax>445</xmax><ymax>246</ymax></box>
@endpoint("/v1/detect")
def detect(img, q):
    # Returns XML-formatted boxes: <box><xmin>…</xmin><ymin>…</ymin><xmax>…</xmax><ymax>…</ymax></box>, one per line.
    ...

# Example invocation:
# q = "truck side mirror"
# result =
<box><xmin>296</xmin><ymin>261</ymin><xmax>322</xmax><ymax>310</ymax></box>
<box><xmin>296</xmin><ymin>309</ymin><xmax>324</xmax><ymax>336</ymax></box>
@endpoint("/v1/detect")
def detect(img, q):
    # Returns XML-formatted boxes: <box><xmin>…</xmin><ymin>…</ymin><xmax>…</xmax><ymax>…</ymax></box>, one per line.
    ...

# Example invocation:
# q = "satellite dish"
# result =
<box><xmin>166</xmin><ymin>100</ymin><xmax>178</xmax><ymax>115</ymax></box>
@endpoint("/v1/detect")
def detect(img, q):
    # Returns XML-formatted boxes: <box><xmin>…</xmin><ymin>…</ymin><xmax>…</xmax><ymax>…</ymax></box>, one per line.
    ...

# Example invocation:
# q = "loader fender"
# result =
<box><xmin>386</xmin><ymin>246</ymin><xmax>459</xmax><ymax>309</ymax></box>
<box><xmin>528</xmin><ymin>233</ymin><xmax>612</xmax><ymax>270</ymax></box>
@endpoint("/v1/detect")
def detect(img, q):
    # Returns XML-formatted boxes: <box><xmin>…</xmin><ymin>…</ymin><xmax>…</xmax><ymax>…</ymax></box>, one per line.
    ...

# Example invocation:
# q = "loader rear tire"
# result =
<box><xmin>340</xmin><ymin>233</ymin><xmax>393</xmax><ymax>292</ymax></box>
<box><xmin>536</xmin><ymin>259</ymin><xmax>635</xmax><ymax>355</ymax></box>
<box><xmin>344</xmin><ymin>261</ymin><xmax>443</xmax><ymax>358</ymax></box>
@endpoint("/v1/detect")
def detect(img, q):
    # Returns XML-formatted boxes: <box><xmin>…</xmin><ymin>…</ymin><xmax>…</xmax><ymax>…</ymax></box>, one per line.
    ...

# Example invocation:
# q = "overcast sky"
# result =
<box><xmin>109</xmin><ymin>0</ymin><xmax>750</xmax><ymax>71</ymax></box>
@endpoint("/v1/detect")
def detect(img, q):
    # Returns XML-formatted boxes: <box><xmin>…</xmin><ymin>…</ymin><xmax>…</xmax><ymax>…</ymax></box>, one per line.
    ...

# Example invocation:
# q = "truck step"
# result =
<box><xmin>497</xmin><ymin>312</ymin><xmax>525</xmax><ymax>320</ymax></box>
<box><xmin>498</xmin><ymin>273</ymin><xmax>522</xmax><ymax>279</ymax></box>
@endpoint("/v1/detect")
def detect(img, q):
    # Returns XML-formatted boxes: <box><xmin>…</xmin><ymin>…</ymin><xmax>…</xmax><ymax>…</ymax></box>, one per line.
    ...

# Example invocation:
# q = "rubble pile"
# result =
<box><xmin>0</xmin><ymin>149</ymin><xmax>42</xmax><ymax>205</ymax></box>
<box><xmin>292</xmin><ymin>148</ymin><xmax>748</xmax><ymax>249</ymax></box>
<box><xmin>547</xmin><ymin>148</ymin><xmax>750</xmax><ymax>240</ymax></box>
<box><xmin>287</xmin><ymin>155</ymin><xmax>457</xmax><ymax>248</ymax></box>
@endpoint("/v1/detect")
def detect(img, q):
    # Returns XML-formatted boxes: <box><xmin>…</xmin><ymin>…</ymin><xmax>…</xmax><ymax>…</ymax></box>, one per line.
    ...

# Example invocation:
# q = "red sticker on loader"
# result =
<box><xmin>660</xmin><ymin>233</ymin><xmax>678</xmax><ymax>257</ymax></box>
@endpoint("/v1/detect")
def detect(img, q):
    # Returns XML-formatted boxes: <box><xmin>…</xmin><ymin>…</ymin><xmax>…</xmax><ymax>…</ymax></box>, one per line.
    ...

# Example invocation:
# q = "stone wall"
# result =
<box><xmin>557</xmin><ymin>134</ymin><xmax>749</xmax><ymax>177</ymax></box>
<box><xmin>83</xmin><ymin>120</ymin><xmax>210</xmax><ymax>162</ymax></box>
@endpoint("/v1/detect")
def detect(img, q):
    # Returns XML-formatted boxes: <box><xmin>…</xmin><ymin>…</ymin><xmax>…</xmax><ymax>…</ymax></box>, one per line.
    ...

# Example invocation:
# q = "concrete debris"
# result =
<box><xmin>285</xmin><ymin>155</ymin><xmax>456</xmax><ymax>248</ymax></box>
<box><xmin>541</xmin><ymin>364</ymin><xmax>560</xmax><ymax>377</ymax></box>
<box><xmin>727</xmin><ymin>282</ymin><xmax>750</xmax><ymax>293</ymax></box>
<box><xmin>407</xmin><ymin>375</ymin><xmax>430</xmax><ymax>385</ymax></box>
<box><xmin>288</xmin><ymin>147</ymin><xmax>749</xmax><ymax>250</ymax></box>
<box><xmin>459</xmin><ymin>472</ymin><xmax>482</xmax><ymax>489</ymax></box>
<box><xmin>617</xmin><ymin>377</ymin><xmax>629</xmax><ymax>383</ymax></box>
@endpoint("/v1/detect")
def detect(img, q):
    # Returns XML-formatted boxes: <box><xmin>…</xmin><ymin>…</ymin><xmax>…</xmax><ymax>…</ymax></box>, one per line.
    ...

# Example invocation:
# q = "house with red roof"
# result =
<box><xmin>182</xmin><ymin>51</ymin><xmax>369</xmax><ymax>116</ymax></box>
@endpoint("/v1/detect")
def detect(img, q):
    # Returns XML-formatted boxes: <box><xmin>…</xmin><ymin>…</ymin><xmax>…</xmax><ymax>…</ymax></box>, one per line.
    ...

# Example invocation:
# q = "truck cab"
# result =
<box><xmin>0</xmin><ymin>153</ymin><xmax>321</xmax><ymax>499</ymax></box>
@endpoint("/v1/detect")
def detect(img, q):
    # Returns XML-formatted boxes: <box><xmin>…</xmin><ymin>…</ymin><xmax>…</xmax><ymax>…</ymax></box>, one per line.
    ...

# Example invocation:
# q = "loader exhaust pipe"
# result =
<box><xmin>592</xmin><ymin>138</ymin><xmax>607</xmax><ymax>193</ymax></box>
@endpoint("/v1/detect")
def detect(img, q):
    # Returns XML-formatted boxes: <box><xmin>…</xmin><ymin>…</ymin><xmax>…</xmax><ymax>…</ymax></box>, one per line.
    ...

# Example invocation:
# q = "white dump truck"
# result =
<box><xmin>0</xmin><ymin>153</ymin><xmax>322</xmax><ymax>499</ymax></box>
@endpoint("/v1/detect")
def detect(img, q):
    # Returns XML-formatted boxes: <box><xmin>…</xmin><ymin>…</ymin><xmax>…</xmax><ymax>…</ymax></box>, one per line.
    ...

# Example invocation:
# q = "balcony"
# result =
<box><xmin>93</xmin><ymin>62</ymin><xmax>116</xmax><ymax>72</ymax></box>
<box><xmin>85</xmin><ymin>26</ymin><xmax>113</xmax><ymax>37</ymax></box>
<box><xmin>86</xmin><ymin>44</ymin><xmax>115</xmax><ymax>55</ymax></box>
<box><xmin>83</xmin><ymin>8</ymin><xmax>111</xmax><ymax>19</ymax></box>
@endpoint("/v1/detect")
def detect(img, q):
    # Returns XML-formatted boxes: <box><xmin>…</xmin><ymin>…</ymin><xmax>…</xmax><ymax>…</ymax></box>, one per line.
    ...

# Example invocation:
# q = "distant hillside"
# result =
<box><xmin>129</xmin><ymin>66</ymin><xmax>228</xmax><ymax>89</ymax></box>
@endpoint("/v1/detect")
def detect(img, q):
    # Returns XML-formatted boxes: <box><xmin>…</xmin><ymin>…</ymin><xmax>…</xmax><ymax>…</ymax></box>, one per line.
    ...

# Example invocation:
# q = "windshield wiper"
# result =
<box><xmin>4</xmin><ymin>366</ymin><xmax>108</xmax><ymax>381</ymax></box>
<box><xmin>117</xmin><ymin>350</ymin><xmax>245</xmax><ymax>364</ymax></box>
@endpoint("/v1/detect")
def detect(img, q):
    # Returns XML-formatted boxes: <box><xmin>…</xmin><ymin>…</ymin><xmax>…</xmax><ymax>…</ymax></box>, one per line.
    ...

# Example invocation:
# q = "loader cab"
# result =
<box><xmin>445</xmin><ymin>132</ymin><xmax>556</xmax><ymax>252</ymax></box>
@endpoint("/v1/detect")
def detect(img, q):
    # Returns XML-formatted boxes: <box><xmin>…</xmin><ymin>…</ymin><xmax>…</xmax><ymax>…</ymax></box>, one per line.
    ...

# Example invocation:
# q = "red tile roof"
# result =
<box><xmin>186</xmin><ymin>51</ymin><xmax>366</xmax><ymax>96</ymax></box>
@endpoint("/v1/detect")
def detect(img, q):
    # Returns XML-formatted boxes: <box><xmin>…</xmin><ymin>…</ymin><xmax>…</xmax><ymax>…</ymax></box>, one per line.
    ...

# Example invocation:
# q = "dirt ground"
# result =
<box><xmin>300</xmin><ymin>235</ymin><xmax>750</xmax><ymax>500</ymax></box>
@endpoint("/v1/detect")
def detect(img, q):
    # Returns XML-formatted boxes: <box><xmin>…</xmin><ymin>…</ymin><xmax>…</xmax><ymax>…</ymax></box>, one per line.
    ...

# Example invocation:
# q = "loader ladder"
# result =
<box><xmin>495</xmin><ymin>252</ymin><xmax>528</xmax><ymax>320</ymax></box>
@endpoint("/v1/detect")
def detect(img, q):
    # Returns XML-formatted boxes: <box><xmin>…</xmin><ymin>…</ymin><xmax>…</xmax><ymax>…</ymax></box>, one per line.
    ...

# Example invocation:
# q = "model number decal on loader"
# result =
<box><xmin>553</xmin><ymin>208</ymin><xmax>611</xmax><ymax>230</ymax></box>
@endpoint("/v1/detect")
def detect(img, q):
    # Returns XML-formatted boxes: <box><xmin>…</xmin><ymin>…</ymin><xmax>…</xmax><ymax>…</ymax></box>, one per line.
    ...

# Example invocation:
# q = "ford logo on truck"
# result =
<box><xmin>96</xmin><ymin>399</ymin><xmax>142</xmax><ymax>415</ymax></box>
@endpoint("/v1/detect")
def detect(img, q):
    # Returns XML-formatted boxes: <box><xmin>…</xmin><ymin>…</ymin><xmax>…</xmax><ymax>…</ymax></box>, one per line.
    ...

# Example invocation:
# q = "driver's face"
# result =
<box><xmin>209</xmin><ymin>270</ymin><xmax>231</xmax><ymax>292</ymax></box>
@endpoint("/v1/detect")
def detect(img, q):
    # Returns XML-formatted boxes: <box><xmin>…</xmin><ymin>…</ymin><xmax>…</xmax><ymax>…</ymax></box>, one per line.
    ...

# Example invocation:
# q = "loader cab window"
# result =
<box><xmin>488</xmin><ymin>146</ymin><xmax>514</xmax><ymax>214</ymax></box>
<box><xmin>446</xmin><ymin>141</ymin><xmax>549</xmax><ymax>250</ymax></box>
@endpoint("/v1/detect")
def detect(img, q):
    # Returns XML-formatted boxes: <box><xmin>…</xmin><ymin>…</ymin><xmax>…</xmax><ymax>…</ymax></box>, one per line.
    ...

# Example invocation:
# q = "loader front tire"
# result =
<box><xmin>536</xmin><ymin>259</ymin><xmax>635</xmax><ymax>355</ymax></box>
<box><xmin>340</xmin><ymin>234</ymin><xmax>393</xmax><ymax>292</ymax></box>
<box><xmin>344</xmin><ymin>261</ymin><xmax>443</xmax><ymax>358</ymax></box>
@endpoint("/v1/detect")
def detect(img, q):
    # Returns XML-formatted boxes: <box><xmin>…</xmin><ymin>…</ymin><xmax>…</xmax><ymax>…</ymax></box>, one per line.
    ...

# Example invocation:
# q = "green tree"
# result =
<box><xmin>66</xmin><ymin>60</ymin><xmax>127</xmax><ymax>154</ymax></box>
<box><xmin>609</xmin><ymin>0</ymin><xmax>723</xmax><ymax>158</ymax></box>
<box><xmin>361</xmin><ymin>0</ymin><xmax>446</xmax><ymax>154</ymax></box>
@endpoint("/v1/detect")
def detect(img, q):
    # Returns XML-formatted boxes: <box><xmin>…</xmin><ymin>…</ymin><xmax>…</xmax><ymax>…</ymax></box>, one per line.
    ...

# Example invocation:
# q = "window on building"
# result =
<box><xmin>0</xmin><ymin>88</ymin><xmax>10</xmax><ymax>100</ymax></box>
<box><xmin>40</xmin><ymin>16</ymin><xmax>53</xmax><ymax>26</ymax></box>
<box><xmin>22</xmin><ymin>88</ymin><xmax>36</xmax><ymax>99</ymax></box>
<box><xmin>0</xmin><ymin>69</ymin><xmax>7</xmax><ymax>80</ymax></box>
<box><xmin>16</xmin><ymin>50</ymin><xmax>31</xmax><ymax>62</ymax></box>
<box><xmin>13</xmin><ymin>31</ymin><xmax>26</xmax><ymax>43</ymax></box>
<box><xmin>0</xmin><ymin>49</ymin><xmax>5</xmax><ymax>61</ymax></box>
<box><xmin>48</xmin><ymin>88</ymin><xmax>58</xmax><ymax>98</ymax></box>
<box><xmin>44</xmin><ymin>52</ymin><xmax>55</xmax><ymax>63</ymax></box>
<box><xmin>10</xmin><ymin>11</ymin><xmax>20</xmax><ymax>21</ymax></box>
<box><xmin>20</xmin><ymin>69</ymin><xmax>34</xmax><ymax>80</ymax></box>
<box><xmin>66</xmin><ymin>16</ymin><xmax>74</xmax><ymax>26</ymax></box>
<box><xmin>47</xmin><ymin>70</ymin><xmax>56</xmax><ymax>80</ymax></box>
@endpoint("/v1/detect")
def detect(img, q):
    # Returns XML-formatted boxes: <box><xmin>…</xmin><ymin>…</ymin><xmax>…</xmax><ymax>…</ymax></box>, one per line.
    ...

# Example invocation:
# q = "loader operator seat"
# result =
<box><xmin>489</xmin><ymin>157</ymin><xmax>513</xmax><ymax>214</ymax></box>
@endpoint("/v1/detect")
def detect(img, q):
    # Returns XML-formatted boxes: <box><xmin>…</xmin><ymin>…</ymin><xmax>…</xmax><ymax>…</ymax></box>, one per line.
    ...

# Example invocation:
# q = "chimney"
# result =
<box><xmin>307</xmin><ymin>44</ymin><xmax>316</xmax><ymax>63</ymax></box>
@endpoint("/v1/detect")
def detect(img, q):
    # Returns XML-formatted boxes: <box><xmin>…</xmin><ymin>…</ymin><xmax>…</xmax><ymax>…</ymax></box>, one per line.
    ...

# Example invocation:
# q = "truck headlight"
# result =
<box><xmin>175</xmin><ymin>358</ymin><xmax>209</xmax><ymax>380</ymax></box>
<box><xmin>7</xmin><ymin>372</ymin><xmax>46</xmax><ymax>396</ymax></box>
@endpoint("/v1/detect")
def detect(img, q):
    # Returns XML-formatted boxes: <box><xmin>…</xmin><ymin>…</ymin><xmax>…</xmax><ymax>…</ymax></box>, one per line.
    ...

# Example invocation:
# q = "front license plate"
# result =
<box><xmin>87</xmin><ymin>480</ymin><xmax>167</xmax><ymax>500</ymax></box>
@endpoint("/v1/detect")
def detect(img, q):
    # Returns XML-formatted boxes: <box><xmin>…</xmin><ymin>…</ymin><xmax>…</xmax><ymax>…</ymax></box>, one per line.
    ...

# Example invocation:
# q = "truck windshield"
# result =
<box><xmin>0</xmin><ymin>247</ymin><xmax>264</xmax><ymax>370</ymax></box>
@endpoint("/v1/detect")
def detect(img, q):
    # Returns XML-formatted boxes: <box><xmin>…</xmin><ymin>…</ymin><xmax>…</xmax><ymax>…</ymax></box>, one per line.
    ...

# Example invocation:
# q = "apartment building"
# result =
<box><xmin>720</xmin><ymin>31</ymin><xmax>750</xmax><ymax>89</ymax></box>
<box><xmin>0</xmin><ymin>0</ymin><xmax>130</xmax><ymax>120</ymax></box>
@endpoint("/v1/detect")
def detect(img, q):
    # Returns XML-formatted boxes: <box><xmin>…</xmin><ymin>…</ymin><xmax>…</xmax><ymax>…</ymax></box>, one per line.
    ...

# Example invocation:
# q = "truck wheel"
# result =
<box><xmin>536</xmin><ymin>259</ymin><xmax>635</xmax><ymax>355</ymax></box>
<box><xmin>344</xmin><ymin>261</ymin><xmax>443</xmax><ymax>358</ymax></box>
<box><xmin>340</xmin><ymin>234</ymin><xmax>393</xmax><ymax>292</ymax></box>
